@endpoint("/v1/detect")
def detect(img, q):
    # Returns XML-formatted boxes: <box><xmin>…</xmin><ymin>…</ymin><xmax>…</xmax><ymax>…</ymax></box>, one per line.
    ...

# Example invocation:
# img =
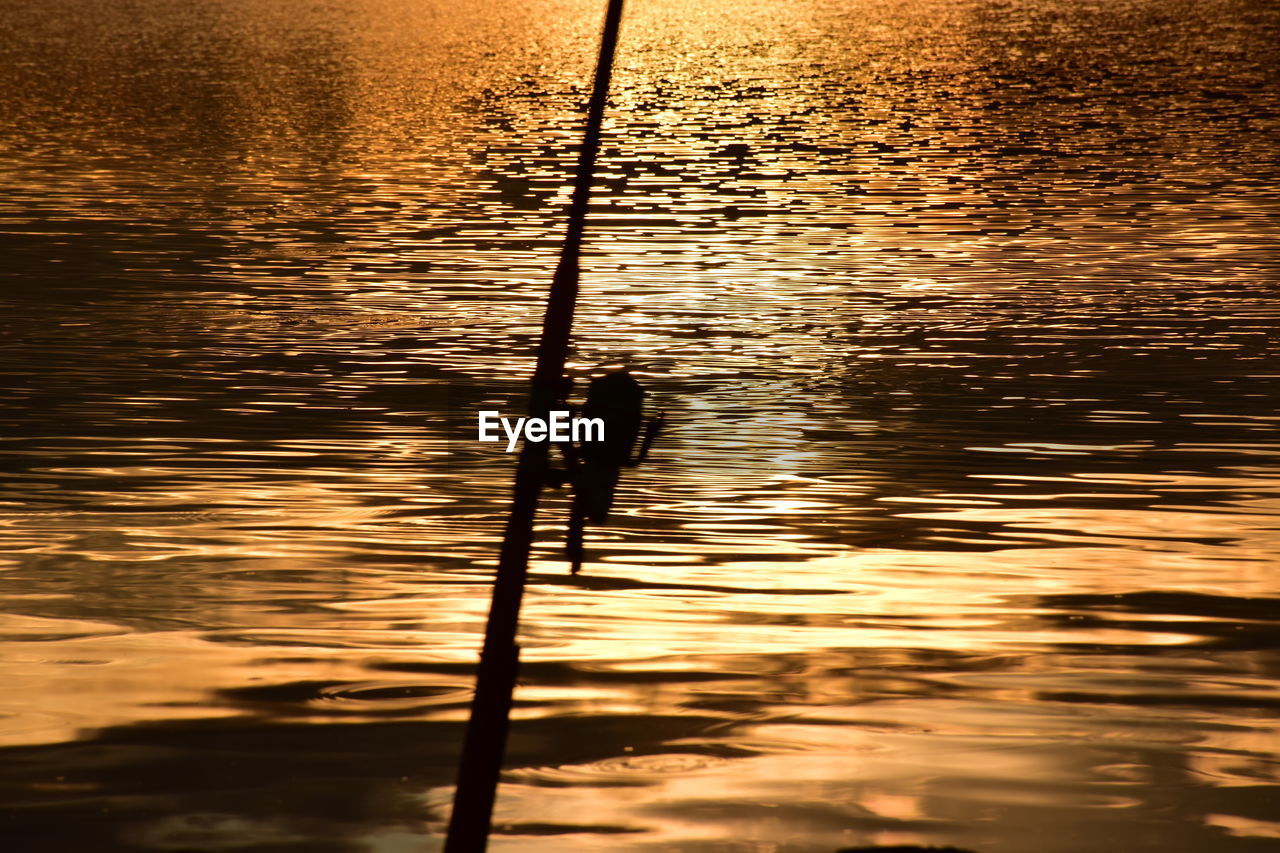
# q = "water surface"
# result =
<box><xmin>2</xmin><ymin>0</ymin><xmax>1279</xmax><ymax>851</ymax></box>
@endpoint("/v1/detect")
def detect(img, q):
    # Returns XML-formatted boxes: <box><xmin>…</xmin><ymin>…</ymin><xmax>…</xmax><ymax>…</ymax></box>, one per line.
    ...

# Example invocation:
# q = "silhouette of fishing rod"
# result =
<box><xmin>552</xmin><ymin>368</ymin><xmax>663</xmax><ymax>573</ymax></box>
<box><xmin>444</xmin><ymin>1</ymin><xmax>652</xmax><ymax>850</ymax></box>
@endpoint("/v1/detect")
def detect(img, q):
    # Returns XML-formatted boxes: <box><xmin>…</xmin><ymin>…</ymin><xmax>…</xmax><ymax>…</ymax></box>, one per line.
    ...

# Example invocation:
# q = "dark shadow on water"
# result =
<box><xmin>0</xmin><ymin>710</ymin><xmax>718</xmax><ymax>852</ymax></box>
<box><xmin>1038</xmin><ymin>591</ymin><xmax>1280</xmax><ymax>655</ymax></box>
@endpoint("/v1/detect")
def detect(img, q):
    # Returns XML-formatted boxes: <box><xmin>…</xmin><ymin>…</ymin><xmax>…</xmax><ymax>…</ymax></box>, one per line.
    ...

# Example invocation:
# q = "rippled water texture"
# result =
<box><xmin>2</xmin><ymin>0</ymin><xmax>1279</xmax><ymax>850</ymax></box>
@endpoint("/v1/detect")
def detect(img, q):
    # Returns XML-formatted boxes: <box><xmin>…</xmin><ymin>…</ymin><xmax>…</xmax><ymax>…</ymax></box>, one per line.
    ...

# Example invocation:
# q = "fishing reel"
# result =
<box><xmin>547</xmin><ymin>368</ymin><xmax>663</xmax><ymax>574</ymax></box>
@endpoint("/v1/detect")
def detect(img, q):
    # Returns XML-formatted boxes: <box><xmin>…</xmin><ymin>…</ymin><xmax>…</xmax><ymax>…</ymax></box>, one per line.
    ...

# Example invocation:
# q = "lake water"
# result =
<box><xmin>2</xmin><ymin>0</ymin><xmax>1278</xmax><ymax>850</ymax></box>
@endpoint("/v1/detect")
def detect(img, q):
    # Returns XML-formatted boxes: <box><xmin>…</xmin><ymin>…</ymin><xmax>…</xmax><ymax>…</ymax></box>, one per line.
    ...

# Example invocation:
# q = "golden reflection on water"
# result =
<box><xmin>2</xmin><ymin>0</ymin><xmax>1280</xmax><ymax>850</ymax></box>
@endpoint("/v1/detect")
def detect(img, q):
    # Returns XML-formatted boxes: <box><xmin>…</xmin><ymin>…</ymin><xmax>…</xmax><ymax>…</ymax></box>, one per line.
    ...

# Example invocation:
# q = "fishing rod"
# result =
<box><xmin>443</xmin><ymin>1</ymin><xmax>628</xmax><ymax>850</ymax></box>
